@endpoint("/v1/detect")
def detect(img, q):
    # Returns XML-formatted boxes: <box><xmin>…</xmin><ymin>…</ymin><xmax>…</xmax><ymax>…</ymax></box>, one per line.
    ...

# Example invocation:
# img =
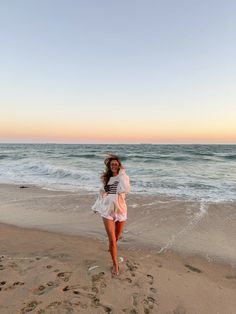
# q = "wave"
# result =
<box><xmin>10</xmin><ymin>161</ymin><xmax>89</xmax><ymax>181</ymax></box>
<box><xmin>67</xmin><ymin>154</ymin><xmax>98</xmax><ymax>159</ymax></box>
<box><xmin>130</xmin><ymin>154</ymin><xmax>165</xmax><ymax>160</ymax></box>
<box><xmin>188</xmin><ymin>151</ymin><xmax>215</xmax><ymax>157</ymax></box>
<box><xmin>187</xmin><ymin>183</ymin><xmax>216</xmax><ymax>189</ymax></box>
<box><xmin>66</xmin><ymin>153</ymin><xmax>129</xmax><ymax>161</ymax></box>
<box><xmin>169</xmin><ymin>156</ymin><xmax>190</xmax><ymax>161</ymax></box>
<box><xmin>0</xmin><ymin>154</ymin><xmax>27</xmax><ymax>160</ymax></box>
<box><xmin>222</xmin><ymin>154</ymin><xmax>236</xmax><ymax>160</ymax></box>
<box><xmin>132</xmin><ymin>155</ymin><xmax>192</xmax><ymax>162</ymax></box>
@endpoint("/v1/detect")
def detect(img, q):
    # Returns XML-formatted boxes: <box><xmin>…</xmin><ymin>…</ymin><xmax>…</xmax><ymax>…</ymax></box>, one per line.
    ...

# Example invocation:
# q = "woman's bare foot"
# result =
<box><xmin>111</xmin><ymin>264</ymin><xmax>119</xmax><ymax>276</ymax></box>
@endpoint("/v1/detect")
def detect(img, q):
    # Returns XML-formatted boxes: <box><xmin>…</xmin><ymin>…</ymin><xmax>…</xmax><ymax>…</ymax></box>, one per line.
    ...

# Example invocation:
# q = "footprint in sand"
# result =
<box><xmin>62</xmin><ymin>283</ymin><xmax>81</xmax><ymax>293</ymax></box>
<box><xmin>0</xmin><ymin>281</ymin><xmax>6</xmax><ymax>286</ymax></box>
<box><xmin>121</xmin><ymin>261</ymin><xmax>140</xmax><ymax>285</ymax></box>
<box><xmin>46</xmin><ymin>264</ymin><xmax>53</xmax><ymax>269</ymax></box>
<box><xmin>91</xmin><ymin>271</ymin><xmax>107</xmax><ymax>291</ymax></box>
<box><xmin>51</xmin><ymin>253</ymin><xmax>70</xmax><ymax>260</ymax></box>
<box><xmin>62</xmin><ymin>283</ymin><xmax>112</xmax><ymax>313</ymax></box>
<box><xmin>91</xmin><ymin>286</ymin><xmax>99</xmax><ymax>293</ymax></box>
<box><xmin>173</xmin><ymin>304</ymin><xmax>186</xmax><ymax>314</ymax></box>
<box><xmin>149</xmin><ymin>287</ymin><xmax>157</xmax><ymax>293</ymax></box>
<box><xmin>43</xmin><ymin>300</ymin><xmax>74</xmax><ymax>313</ymax></box>
<box><xmin>32</xmin><ymin>281</ymin><xmax>58</xmax><ymax>295</ymax></box>
<box><xmin>122</xmin><ymin>308</ymin><xmax>138</xmax><ymax>314</ymax></box>
<box><xmin>62</xmin><ymin>285</ymin><xmax>70</xmax><ymax>292</ymax></box>
<box><xmin>20</xmin><ymin>300</ymin><xmax>41</xmax><ymax>313</ymax></box>
<box><xmin>142</xmin><ymin>295</ymin><xmax>158</xmax><ymax>312</ymax></box>
<box><xmin>0</xmin><ymin>280</ymin><xmax>6</xmax><ymax>291</ymax></box>
<box><xmin>47</xmin><ymin>281</ymin><xmax>54</xmax><ymax>286</ymax></box>
<box><xmin>89</xmin><ymin>296</ymin><xmax>112</xmax><ymax>313</ymax></box>
<box><xmin>147</xmin><ymin>274</ymin><xmax>154</xmax><ymax>285</ymax></box>
<box><xmin>62</xmin><ymin>283</ymin><xmax>94</xmax><ymax>297</ymax></box>
<box><xmin>132</xmin><ymin>293</ymin><xmax>139</xmax><ymax>307</ymax></box>
<box><xmin>69</xmin><ymin>297</ymin><xmax>84</xmax><ymax>308</ymax></box>
<box><xmin>124</xmin><ymin>277</ymin><xmax>132</xmax><ymax>283</ymax></box>
<box><xmin>13</xmin><ymin>281</ymin><xmax>24</xmax><ymax>286</ymax></box>
<box><xmin>57</xmin><ymin>271</ymin><xmax>72</xmax><ymax>282</ymax></box>
<box><xmin>125</xmin><ymin>260</ymin><xmax>139</xmax><ymax>277</ymax></box>
<box><xmin>3</xmin><ymin>281</ymin><xmax>25</xmax><ymax>291</ymax></box>
<box><xmin>102</xmin><ymin>306</ymin><xmax>113</xmax><ymax>313</ymax></box>
<box><xmin>9</xmin><ymin>261</ymin><xmax>19</xmax><ymax>269</ymax></box>
<box><xmin>0</xmin><ymin>264</ymin><xmax>5</xmax><ymax>270</ymax></box>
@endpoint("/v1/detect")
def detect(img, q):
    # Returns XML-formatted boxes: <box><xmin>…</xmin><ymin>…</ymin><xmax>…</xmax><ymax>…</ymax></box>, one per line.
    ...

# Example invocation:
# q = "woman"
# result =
<box><xmin>92</xmin><ymin>154</ymin><xmax>130</xmax><ymax>276</ymax></box>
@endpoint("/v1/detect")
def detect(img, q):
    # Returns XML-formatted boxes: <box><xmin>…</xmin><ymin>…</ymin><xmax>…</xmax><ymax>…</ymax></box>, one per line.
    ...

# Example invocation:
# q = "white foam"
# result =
<box><xmin>158</xmin><ymin>201</ymin><xmax>208</xmax><ymax>254</ymax></box>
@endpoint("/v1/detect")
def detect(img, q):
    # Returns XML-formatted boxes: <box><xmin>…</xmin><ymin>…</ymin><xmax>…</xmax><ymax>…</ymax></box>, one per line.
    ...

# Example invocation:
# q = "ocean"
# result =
<box><xmin>0</xmin><ymin>143</ymin><xmax>236</xmax><ymax>203</ymax></box>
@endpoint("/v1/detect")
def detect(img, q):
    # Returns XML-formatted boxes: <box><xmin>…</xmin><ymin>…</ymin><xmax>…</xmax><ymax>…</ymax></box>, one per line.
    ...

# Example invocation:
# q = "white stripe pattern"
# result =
<box><xmin>104</xmin><ymin>181</ymin><xmax>119</xmax><ymax>194</ymax></box>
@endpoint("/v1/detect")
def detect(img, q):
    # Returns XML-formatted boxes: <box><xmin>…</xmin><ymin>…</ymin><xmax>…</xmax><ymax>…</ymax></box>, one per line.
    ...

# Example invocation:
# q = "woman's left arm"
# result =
<box><xmin>117</xmin><ymin>168</ymin><xmax>131</xmax><ymax>194</ymax></box>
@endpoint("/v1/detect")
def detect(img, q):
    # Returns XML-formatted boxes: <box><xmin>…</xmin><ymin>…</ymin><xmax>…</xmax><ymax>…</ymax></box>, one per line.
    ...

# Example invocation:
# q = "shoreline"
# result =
<box><xmin>0</xmin><ymin>182</ymin><xmax>236</xmax><ymax>268</ymax></box>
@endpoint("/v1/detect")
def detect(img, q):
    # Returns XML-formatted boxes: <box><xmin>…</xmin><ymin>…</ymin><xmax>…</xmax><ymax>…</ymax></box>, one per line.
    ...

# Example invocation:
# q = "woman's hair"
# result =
<box><xmin>100</xmin><ymin>153</ymin><xmax>122</xmax><ymax>186</ymax></box>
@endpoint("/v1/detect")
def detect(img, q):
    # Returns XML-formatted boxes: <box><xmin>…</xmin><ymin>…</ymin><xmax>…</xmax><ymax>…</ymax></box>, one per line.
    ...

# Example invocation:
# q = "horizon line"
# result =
<box><xmin>0</xmin><ymin>142</ymin><xmax>236</xmax><ymax>145</ymax></box>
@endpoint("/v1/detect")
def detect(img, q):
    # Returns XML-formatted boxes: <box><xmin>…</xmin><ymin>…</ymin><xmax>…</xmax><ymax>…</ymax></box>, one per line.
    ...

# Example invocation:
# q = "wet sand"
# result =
<box><xmin>0</xmin><ymin>183</ymin><xmax>235</xmax><ymax>266</ymax></box>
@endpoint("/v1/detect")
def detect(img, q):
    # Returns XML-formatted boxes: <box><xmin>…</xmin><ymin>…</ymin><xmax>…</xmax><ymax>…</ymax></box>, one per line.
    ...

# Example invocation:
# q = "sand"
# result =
<box><xmin>0</xmin><ymin>184</ymin><xmax>236</xmax><ymax>313</ymax></box>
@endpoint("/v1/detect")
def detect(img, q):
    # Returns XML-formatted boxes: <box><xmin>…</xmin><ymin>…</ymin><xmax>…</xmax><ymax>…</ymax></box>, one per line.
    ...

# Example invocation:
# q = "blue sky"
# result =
<box><xmin>1</xmin><ymin>0</ymin><xmax>236</xmax><ymax>143</ymax></box>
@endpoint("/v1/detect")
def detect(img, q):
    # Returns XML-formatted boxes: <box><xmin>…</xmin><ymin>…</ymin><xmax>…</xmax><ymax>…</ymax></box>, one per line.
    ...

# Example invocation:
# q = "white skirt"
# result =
<box><xmin>92</xmin><ymin>193</ymin><xmax>127</xmax><ymax>222</ymax></box>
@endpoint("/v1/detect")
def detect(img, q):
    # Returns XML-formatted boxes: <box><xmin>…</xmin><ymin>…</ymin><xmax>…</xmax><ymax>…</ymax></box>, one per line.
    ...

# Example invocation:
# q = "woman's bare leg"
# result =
<box><xmin>102</xmin><ymin>217</ymin><xmax>119</xmax><ymax>274</ymax></box>
<box><xmin>107</xmin><ymin>220</ymin><xmax>126</xmax><ymax>252</ymax></box>
<box><xmin>115</xmin><ymin>221</ymin><xmax>126</xmax><ymax>241</ymax></box>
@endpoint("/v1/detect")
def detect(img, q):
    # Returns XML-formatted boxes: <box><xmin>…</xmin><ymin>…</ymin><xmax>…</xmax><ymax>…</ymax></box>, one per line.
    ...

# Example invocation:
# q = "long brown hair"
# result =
<box><xmin>100</xmin><ymin>153</ymin><xmax>122</xmax><ymax>186</ymax></box>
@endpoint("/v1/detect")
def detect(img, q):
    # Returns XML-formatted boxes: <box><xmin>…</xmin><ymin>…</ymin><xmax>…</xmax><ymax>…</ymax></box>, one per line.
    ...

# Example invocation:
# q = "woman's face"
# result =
<box><xmin>109</xmin><ymin>160</ymin><xmax>120</xmax><ymax>174</ymax></box>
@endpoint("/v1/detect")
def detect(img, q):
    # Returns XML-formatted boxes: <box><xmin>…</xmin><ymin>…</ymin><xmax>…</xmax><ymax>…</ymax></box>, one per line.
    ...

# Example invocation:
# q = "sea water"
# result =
<box><xmin>0</xmin><ymin>143</ymin><xmax>236</xmax><ymax>203</ymax></box>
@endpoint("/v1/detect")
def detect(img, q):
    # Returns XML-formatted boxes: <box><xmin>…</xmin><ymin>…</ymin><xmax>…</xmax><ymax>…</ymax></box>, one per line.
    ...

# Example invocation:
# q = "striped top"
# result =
<box><xmin>104</xmin><ymin>180</ymin><xmax>119</xmax><ymax>194</ymax></box>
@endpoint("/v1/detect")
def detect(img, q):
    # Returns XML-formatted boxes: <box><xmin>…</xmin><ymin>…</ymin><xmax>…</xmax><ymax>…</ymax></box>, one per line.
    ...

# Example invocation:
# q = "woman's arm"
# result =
<box><xmin>99</xmin><ymin>184</ymin><xmax>107</xmax><ymax>197</ymax></box>
<box><xmin>117</xmin><ymin>167</ymin><xmax>130</xmax><ymax>194</ymax></box>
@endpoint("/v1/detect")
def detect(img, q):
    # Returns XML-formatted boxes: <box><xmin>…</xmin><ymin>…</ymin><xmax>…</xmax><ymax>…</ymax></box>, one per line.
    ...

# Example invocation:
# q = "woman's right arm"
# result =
<box><xmin>117</xmin><ymin>167</ymin><xmax>130</xmax><ymax>194</ymax></box>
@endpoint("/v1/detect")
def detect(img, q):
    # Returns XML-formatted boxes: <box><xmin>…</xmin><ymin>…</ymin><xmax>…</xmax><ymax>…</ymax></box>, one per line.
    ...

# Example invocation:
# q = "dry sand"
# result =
<box><xmin>0</xmin><ymin>184</ymin><xmax>236</xmax><ymax>313</ymax></box>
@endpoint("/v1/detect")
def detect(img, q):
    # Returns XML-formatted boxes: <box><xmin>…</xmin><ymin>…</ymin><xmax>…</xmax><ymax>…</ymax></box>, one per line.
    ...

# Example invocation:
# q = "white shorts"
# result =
<box><xmin>101</xmin><ymin>212</ymin><xmax>127</xmax><ymax>222</ymax></box>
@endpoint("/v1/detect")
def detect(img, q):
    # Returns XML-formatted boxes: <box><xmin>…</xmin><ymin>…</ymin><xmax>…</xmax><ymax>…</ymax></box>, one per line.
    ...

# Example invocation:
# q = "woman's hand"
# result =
<box><xmin>120</xmin><ymin>164</ymin><xmax>125</xmax><ymax>170</ymax></box>
<box><xmin>102</xmin><ymin>191</ymin><xmax>108</xmax><ymax>198</ymax></box>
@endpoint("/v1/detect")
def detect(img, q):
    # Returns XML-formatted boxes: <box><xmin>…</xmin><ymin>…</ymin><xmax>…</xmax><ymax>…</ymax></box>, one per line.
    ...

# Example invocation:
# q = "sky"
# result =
<box><xmin>0</xmin><ymin>0</ymin><xmax>236</xmax><ymax>144</ymax></box>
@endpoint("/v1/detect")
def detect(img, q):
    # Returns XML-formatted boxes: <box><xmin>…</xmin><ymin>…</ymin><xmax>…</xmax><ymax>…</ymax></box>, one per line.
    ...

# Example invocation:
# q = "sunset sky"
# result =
<box><xmin>1</xmin><ymin>0</ymin><xmax>236</xmax><ymax>144</ymax></box>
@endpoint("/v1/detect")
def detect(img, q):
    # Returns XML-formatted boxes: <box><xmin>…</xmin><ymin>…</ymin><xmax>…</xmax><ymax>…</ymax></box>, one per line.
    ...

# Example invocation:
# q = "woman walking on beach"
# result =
<box><xmin>92</xmin><ymin>154</ymin><xmax>130</xmax><ymax>276</ymax></box>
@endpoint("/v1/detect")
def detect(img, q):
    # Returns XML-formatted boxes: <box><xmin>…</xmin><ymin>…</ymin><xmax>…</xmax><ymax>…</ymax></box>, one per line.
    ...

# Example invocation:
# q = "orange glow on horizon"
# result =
<box><xmin>0</xmin><ymin>116</ymin><xmax>235</xmax><ymax>143</ymax></box>
<box><xmin>1</xmin><ymin>131</ymin><xmax>235</xmax><ymax>144</ymax></box>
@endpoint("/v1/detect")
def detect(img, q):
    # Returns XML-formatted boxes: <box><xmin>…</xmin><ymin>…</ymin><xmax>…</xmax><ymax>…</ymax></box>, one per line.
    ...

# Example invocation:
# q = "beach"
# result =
<box><xmin>0</xmin><ymin>184</ymin><xmax>236</xmax><ymax>313</ymax></box>
<box><xmin>2</xmin><ymin>0</ymin><xmax>236</xmax><ymax>309</ymax></box>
